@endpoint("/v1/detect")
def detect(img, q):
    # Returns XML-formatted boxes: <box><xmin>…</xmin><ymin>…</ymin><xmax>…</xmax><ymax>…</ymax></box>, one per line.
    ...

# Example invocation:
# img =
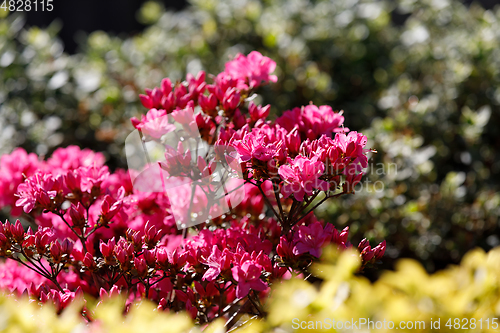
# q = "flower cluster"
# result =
<box><xmin>0</xmin><ymin>52</ymin><xmax>384</xmax><ymax>326</ymax></box>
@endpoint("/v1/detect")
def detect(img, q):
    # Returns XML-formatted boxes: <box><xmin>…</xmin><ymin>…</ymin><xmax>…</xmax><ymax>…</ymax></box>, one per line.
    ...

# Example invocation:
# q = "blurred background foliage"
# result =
<box><xmin>1</xmin><ymin>0</ymin><xmax>499</xmax><ymax>276</ymax></box>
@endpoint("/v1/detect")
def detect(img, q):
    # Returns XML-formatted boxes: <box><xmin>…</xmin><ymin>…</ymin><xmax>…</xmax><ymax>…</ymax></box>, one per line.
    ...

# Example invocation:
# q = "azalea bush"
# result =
<box><xmin>1</xmin><ymin>0</ymin><xmax>499</xmax><ymax>273</ymax></box>
<box><xmin>0</xmin><ymin>52</ymin><xmax>385</xmax><ymax>327</ymax></box>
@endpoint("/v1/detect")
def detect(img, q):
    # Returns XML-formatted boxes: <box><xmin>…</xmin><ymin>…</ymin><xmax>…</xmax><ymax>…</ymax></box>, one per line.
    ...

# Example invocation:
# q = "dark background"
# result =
<box><xmin>25</xmin><ymin>0</ymin><xmax>500</xmax><ymax>54</ymax></box>
<box><xmin>25</xmin><ymin>0</ymin><xmax>188</xmax><ymax>53</ymax></box>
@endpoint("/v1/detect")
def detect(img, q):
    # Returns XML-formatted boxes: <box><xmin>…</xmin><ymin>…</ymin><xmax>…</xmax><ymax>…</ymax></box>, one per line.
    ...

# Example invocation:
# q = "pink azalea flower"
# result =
<box><xmin>131</xmin><ymin>108</ymin><xmax>175</xmax><ymax>139</ymax></box>
<box><xmin>202</xmin><ymin>245</ymin><xmax>232</xmax><ymax>281</ymax></box>
<box><xmin>231</xmin><ymin>260</ymin><xmax>267</xmax><ymax>299</ymax></box>
<box><xmin>15</xmin><ymin>173</ymin><xmax>59</xmax><ymax>213</ymax></box>
<box><xmin>292</xmin><ymin>221</ymin><xmax>331</xmax><ymax>258</ymax></box>
<box><xmin>225</xmin><ymin>51</ymin><xmax>277</xmax><ymax>89</ymax></box>
<box><xmin>78</xmin><ymin>165</ymin><xmax>110</xmax><ymax>193</ymax></box>
<box><xmin>0</xmin><ymin>53</ymin><xmax>377</xmax><ymax>321</ymax></box>
<box><xmin>0</xmin><ymin>148</ymin><xmax>41</xmax><ymax>215</ymax></box>
<box><xmin>334</xmin><ymin>131</ymin><xmax>369</xmax><ymax>168</ymax></box>
<box><xmin>302</xmin><ymin>105</ymin><xmax>347</xmax><ymax>139</ymax></box>
<box><xmin>46</xmin><ymin>146</ymin><xmax>105</xmax><ymax>171</ymax></box>
<box><xmin>234</xmin><ymin>129</ymin><xmax>286</xmax><ymax>163</ymax></box>
<box><xmin>276</xmin><ymin>105</ymin><xmax>348</xmax><ymax>140</ymax></box>
<box><xmin>278</xmin><ymin>155</ymin><xmax>329</xmax><ymax>201</ymax></box>
<box><xmin>207</xmin><ymin>72</ymin><xmax>241</xmax><ymax>101</ymax></box>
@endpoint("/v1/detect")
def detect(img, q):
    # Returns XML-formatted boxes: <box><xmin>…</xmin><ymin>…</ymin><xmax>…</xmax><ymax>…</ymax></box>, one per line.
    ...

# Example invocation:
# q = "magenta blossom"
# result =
<box><xmin>235</xmin><ymin>130</ymin><xmax>286</xmax><ymax>163</ymax></box>
<box><xmin>292</xmin><ymin>221</ymin><xmax>332</xmax><ymax>258</ymax></box>
<box><xmin>231</xmin><ymin>260</ymin><xmax>268</xmax><ymax>298</ymax></box>
<box><xmin>0</xmin><ymin>148</ymin><xmax>40</xmax><ymax>214</ymax></box>
<box><xmin>15</xmin><ymin>173</ymin><xmax>60</xmax><ymax>213</ymax></box>
<box><xmin>202</xmin><ymin>245</ymin><xmax>232</xmax><ymax>281</ymax></box>
<box><xmin>46</xmin><ymin>146</ymin><xmax>105</xmax><ymax>171</ymax></box>
<box><xmin>78</xmin><ymin>165</ymin><xmax>110</xmax><ymax>193</ymax></box>
<box><xmin>131</xmin><ymin>108</ymin><xmax>175</xmax><ymax>139</ymax></box>
<box><xmin>0</xmin><ymin>51</ymin><xmax>381</xmax><ymax>321</ymax></box>
<box><xmin>278</xmin><ymin>155</ymin><xmax>329</xmax><ymax>201</ymax></box>
<box><xmin>276</xmin><ymin>105</ymin><xmax>347</xmax><ymax>140</ymax></box>
<box><xmin>224</xmin><ymin>51</ymin><xmax>277</xmax><ymax>89</ymax></box>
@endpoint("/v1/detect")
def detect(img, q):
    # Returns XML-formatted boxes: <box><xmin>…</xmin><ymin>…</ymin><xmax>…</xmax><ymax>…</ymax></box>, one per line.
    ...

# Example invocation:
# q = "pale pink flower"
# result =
<box><xmin>225</xmin><ymin>51</ymin><xmax>278</xmax><ymax>88</ymax></box>
<box><xmin>131</xmin><ymin>108</ymin><xmax>175</xmax><ymax>139</ymax></box>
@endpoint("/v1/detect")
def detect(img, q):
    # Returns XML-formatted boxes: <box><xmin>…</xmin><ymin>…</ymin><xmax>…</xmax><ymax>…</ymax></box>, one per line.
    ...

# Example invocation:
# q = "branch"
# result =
<box><xmin>291</xmin><ymin>192</ymin><xmax>345</xmax><ymax>227</ymax></box>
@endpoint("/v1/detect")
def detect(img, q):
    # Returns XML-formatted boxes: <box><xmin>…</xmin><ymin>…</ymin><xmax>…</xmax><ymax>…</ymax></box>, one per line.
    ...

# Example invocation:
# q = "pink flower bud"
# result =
<box><xmin>157</xmin><ymin>247</ymin><xmax>169</xmax><ymax>268</ymax></box>
<box><xmin>139</xmin><ymin>94</ymin><xmax>153</xmax><ymax>109</ymax></box>
<box><xmin>339</xmin><ymin>226</ymin><xmax>349</xmax><ymax>244</ymax></box>
<box><xmin>130</xmin><ymin>116</ymin><xmax>141</xmax><ymax>129</ymax></box>
<box><xmin>248</xmin><ymin>102</ymin><xmax>270</xmax><ymax>122</ymax></box>
<box><xmin>99</xmin><ymin>237</ymin><xmax>116</xmax><ymax>259</ymax></box>
<box><xmin>60</xmin><ymin>239</ymin><xmax>74</xmax><ymax>255</ymax></box>
<box><xmin>358</xmin><ymin>238</ymin><xmax>370</xmax><ymax>251</ymax></box>
<box><xmin>233</xmin><ymin>109</ymin><xmax>247</xmax><ymax>129</ymax></box>
<box><xmin>83</xmin><ymin>252</ymin><xmax>96</xmax><ymax>270</ymax></box>
<box><xmin>373</xmin><ymin>240</ymin><xmax>386</xmax><ymax>260</ymax></box>
<box><xmin>174</xmin><ymin>84</ymin><xmax>187</xmax><ymax>101</ymax></box>
<box><xmin>161</xmin><ymin>92</ymin><xmax>176</xmax><ymax>111</ymax></box>
<box><xmin>198</xmin><ymin>93</ymin><xmax>218</xmax><ymax>113</ymax></box>
<box><xmin>134</xmin><ymin>257</ymin><xmax>148</xmax><ymax>277</ymax></box>
<box><xmin>361</xmin><ymin>245</ymin><xmax>375</xmax><ymax>262</ymax></box>
<box><xmin>144</xmin><ymin>249</ymin><xmax>156</xmax><ymax>267</ymax></box>
<box><xmin>222</xmin><ymin>88</ymin><xmax>240</xmax><ymax>111</ymax></box>
<box><xmin>0</xmin><ymin>233</ymin><xmax>8</xmax><ymax>250</ymax></box>
<box><xmin>50</xmin><ymin>241</ymin><xmax>62</xmax><ymax>262</ymax></box>
<box><xmin>69</xmin><ymin>203</ymin><xmax>86</xmax><ymax>228</ymax></box>
<box><xmin>150</xmin><ymin>87</ymin><xmax>163</xmax><ymax>107</ymax></box>
<box><xmin>115</xmin><ymin>248</ymin><xmax>127</xmax><ymax>266</ymax></box>
<box><xmin>161</xmin><ymin>78</ymin><xmax>172</xmax><ymax>96</ymax></box>
<box><xmin>12</xmin><ymin>220</ymin><xmax>24</xmax><ymax>243</ymax></box>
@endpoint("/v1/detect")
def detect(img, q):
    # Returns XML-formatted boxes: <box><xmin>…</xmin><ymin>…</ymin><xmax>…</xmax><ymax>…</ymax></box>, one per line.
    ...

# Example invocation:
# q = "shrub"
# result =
<box><xmin>0</xmin><ymin>51</ymin><xmax>385</xmax><ymax>328</ymax></box>
<box><xmin>1</xmin><ymin>0</ymin><xmax>499</xmax><ymax>273</ymax></box>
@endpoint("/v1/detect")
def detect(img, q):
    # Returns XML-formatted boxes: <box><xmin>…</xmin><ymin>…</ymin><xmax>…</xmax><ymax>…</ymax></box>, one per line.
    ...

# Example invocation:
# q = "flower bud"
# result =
<box><xmin>134</xmin><ymin>257</ymin><xmax>148</xmax><ymax>278</ymax></box>
<box><xmin>358</xmin><ymin>238</ymin><xmax>370</xmax><ymax>251</ymax></box>
<box><xmin>69</xmin><ymin>203</ymin><xmax>86</xmax><ymax>228</ymax></box>
<box><xmin>60</xmin><ymin>239</ymin><xmax>74</xmax><ymax>256</ymax></box>
<box><xmin>198</xmin><ymin>93</ymin><xmax>218</xmax><ymax>114</ymax></box>
<box><xmin>339</xmin><ymin>226</ymin><xmax>349</xmax><ymax>244</ymax></box>
<box><xmin>222</xmin><ymin>88</ymin><xmax>240</xmax><ymax>112</ymax></box>
<box><xmin>83</xmin><ymin>252</ymin><xmax>96</xmax><ymax>270</ymax></box>
<box><xmin>373</xmin><ymin>240</ymin><xmax>386</xmax><ymax>260</ymax></box>
<box><xmin>144</xmin><ymin>249</ymin><xmax>156</xmax><ymax>267</ymax></box>
<box><xmin>161</xmin><ymin>78</ymin><xmax>172</xmax><ymax>96</ymax></box>
<box><xmin>139</xmin><ymin>94</ymin><xmax>153</xmax><ymax>109</ymax></box>
<box><xmin>157</xmin><ymin>247</ymin><xmax>169</xmax><ymax>268</ymax></box>
<box><xmin>361</xmin><ymin>245</ymin><xmax>374</xmax><ymax>262</ymax></box>
<box><xmin>12</xmin><ymin>220</ymin><xmax>25</xmax><ymax>243</ymax></box>
<box><xmin>50</xmin><ymin>242</ymin><xmax>62</xmax><ymax>263</ymax></box>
